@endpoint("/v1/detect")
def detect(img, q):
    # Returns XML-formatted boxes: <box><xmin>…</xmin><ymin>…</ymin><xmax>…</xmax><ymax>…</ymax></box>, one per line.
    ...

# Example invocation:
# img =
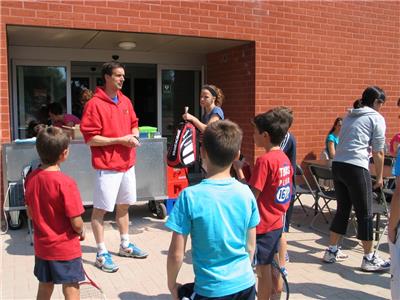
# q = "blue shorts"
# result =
<box><xmin>178</xmin><ymin>283</ymin><xmax>256</xmax><ymax>300</ymax></box>
<box><xmin>34</xmin><ymin>256</ymin><xmax>84</xmax><ymax>284</ymax></box>
<box><xmin>254</xmin><ymin>228</ymin><xmax>282</xmax><ymax>265</ymax></box>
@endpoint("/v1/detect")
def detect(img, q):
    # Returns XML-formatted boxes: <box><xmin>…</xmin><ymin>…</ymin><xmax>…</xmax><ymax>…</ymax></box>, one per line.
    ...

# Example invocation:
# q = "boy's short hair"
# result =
<box><xmin>252</xmin><ymin>107</ymin><xmax>291</xmax><ymax>145</ymax></box>
<box><xmin>36</xmin><ymin>126</ymin><xmax>70</xmax><ymax>165</ymax></box>
<box><xmin>48</xmin><ymin>102</ymin><xmax>64</xmax><ymax>116</ymax></box>
<box><xmin>202</xmin><ymin>120</ymin><xmax>243</xmax><ymax>168</ymax></box>
<box><xmin>273</xmin><ymin>106</ymin><xmax>293</xmax><ymax>128</ymax></box>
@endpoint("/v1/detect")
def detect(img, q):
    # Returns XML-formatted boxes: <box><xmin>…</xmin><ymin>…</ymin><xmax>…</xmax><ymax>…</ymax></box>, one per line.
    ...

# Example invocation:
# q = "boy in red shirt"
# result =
<box><xmin>234</xmin><ymin>107</ymin><xmax>293</xmax><ymax>300</ymax></box>
<box><xmin>25</xmin><ymin>126</ymin><xmax>85</xmax><ymax>300</ymax></box>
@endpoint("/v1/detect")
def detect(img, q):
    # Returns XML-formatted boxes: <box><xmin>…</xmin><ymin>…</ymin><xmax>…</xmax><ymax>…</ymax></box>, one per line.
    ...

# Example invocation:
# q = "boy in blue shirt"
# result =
<box><xmin>166</xmin><ymin>120</ymin><xmax>260</xmax><ymax>299</ymax></box>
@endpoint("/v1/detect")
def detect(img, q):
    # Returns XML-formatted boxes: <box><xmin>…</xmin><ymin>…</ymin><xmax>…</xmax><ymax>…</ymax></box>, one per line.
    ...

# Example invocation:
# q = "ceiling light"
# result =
<box><xmin>118</xmin><ymin>41</ymin><xmax>136</xmax><ymax>50</ymax></box>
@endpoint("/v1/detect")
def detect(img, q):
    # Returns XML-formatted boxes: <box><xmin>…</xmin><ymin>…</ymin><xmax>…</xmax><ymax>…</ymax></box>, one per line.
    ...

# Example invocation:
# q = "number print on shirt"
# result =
<box><xmin>276</xmin><ymin>184</ymin><xmax>291</xmax><ymax>204</ymax></box>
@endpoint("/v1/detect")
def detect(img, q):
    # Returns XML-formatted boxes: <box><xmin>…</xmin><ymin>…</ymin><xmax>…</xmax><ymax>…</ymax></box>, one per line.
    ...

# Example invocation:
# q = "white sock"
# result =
<box><xmin>121</xmin><ymin>234</ymin><xmax>130</xmax><ymax>248</ymax></box>
<box><xmin>365</xmin><ymin>252</ymin><xmax>374</xmax><ymax>260</ymax></box>
<box><xmin>97</xmin><ymin>242</ymin><xmax>107</xmax><ymax>255</ymax></box>
<box><xmin>328</xmin><ymin>245</ymin><xmax>338</xmax><ymax>252</ymax></box>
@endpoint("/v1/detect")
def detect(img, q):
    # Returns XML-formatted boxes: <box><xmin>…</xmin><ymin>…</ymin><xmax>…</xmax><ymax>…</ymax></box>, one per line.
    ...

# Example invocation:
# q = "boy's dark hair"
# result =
<box><xmin>272</xmin><ymin>106</ymin><xmax>293</xmax><ymax>128</ymax></box>
<box><xmin>36</xmin><ymin>126</ymin><xmax>70</xmax><ymax>165</ymax></box>
<box><xmin>101</xmin><ymin>61</ymin><xmax>125</xmax><ymax>82</ymax></box>
<box><xmin>252</xmin><ymin>108</ymin><xmax>291</xmax><ymax>145</ymax></box>
<box><xmin>48</xmin><ymin>102</ymin><xmax>64</xmax><ymax>116</ymax></box>
<box><xmin>202</xmin><ymin>120</ymin><xmax>242</xmax><ymax>168</ymax></box>
<box><xmin>27</xmin><ymin>120</ymin><xmax>46</xmax><ymax>138</ymax></box>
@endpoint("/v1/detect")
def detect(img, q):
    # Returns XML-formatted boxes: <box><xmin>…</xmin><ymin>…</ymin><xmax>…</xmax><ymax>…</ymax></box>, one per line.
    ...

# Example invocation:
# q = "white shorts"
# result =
<box><xmin>389</xmin><ymin>224</ymin><xmax>400</xmax><ymax>300</ymax></box>
<box><xmin>93</xmin><ymin>166</ymin><xmax>137</xmax><ymax>212</ymax></box>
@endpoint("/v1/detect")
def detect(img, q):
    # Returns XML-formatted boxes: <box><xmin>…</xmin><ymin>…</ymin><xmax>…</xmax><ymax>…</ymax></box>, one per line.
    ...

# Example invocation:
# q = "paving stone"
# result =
<box><xmin>1</xmin><ymin>198</ymin><xmax>391</xmax><ymax>299</ymax></box>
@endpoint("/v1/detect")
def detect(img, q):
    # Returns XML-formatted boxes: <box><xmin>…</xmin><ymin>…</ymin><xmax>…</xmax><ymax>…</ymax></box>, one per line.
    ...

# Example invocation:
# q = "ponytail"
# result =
<box><xmin>360</xmin><ymin>86</ymin><xmax>385</xmax><ymax>108</ymax></box>
<box><xmin>202</xmin><ymin>84</ymin><xmax>225</xmax><ymax>107</ymax></box>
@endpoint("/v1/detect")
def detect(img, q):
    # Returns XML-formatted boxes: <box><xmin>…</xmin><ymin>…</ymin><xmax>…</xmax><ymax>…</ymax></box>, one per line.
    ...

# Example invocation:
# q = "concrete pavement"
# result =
<box><xmin>0</xmin><ymin>195</ymin><xmax>391</xmax><ymax>299</ymax></box>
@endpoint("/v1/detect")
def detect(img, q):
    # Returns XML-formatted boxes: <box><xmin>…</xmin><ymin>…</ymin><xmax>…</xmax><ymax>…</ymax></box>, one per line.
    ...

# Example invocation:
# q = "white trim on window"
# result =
<box><xmin>11</xmin><ymin>60</ymin><xmax>70</xmax><ymax>139</ymax></box>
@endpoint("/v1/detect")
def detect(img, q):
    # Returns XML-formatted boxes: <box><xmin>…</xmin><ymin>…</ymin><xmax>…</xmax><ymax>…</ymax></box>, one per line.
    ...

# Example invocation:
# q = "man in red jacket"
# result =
<box><xmin>81</xmin><ymin>61</ymin><xmax>148</xmax><ymax>273</ymax></box>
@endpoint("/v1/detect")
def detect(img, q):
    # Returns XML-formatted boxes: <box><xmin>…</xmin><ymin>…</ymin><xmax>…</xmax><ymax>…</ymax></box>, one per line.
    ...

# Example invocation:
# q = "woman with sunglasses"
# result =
<box><xmin>322</xmin><ymin>86</ymin><xmax>390</xmax><ymax>273</ymax></box>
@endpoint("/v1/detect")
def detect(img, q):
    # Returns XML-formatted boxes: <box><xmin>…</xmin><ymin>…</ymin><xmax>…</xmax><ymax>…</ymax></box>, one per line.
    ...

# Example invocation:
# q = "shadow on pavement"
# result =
<box><xmin>119</xmin><ymin>292</ymin><xmax>170</xmax><ymax>300</ymax></box>
<box><xmin>290</xmin><ymin>282</ymin><xmax>388</xmax><ymax>300</ymax></box>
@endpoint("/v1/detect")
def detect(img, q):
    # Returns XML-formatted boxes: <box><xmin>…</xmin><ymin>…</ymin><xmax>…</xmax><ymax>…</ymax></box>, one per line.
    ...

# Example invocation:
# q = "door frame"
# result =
<box><xmin>157</xmin><ymin>64</ymin><xmax>204</xmax><ymax>135</ymax></box>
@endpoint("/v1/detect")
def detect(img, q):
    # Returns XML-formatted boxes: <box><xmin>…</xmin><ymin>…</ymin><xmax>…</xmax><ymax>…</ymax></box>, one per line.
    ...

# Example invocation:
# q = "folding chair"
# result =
<box><xmin>308</xmin><ymin>164</ymin><xmax>337</xmax><ymax>226</ymax></box>
<box><xmin>372</xmin><ymin>189</ymin><xmax>390</xmax><ymax>254</ymax></box>
<box><xmin>369</xmin><ymin>156</ymin><xmax>394</xmax><ymax>241</ymax></box>
<box><xmin>382</xmin><ymin>156</ymin><xmax>395</xmax><ymax>201</ymax></box>
<box><xmin>294</xmin><ymin>164</ymin><xmax>317</xmax><ymax>216</ymax></box>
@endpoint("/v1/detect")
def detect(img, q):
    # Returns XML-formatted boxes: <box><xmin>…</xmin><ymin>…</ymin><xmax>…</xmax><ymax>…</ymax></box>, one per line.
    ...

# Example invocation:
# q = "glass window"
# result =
<box><xmin>71</xmin><ymin>77</ymin><xmax>90</xmax><ymax>119</ymax></box>
<box><xmin>161</xmin><ymin>69</ymin><xmax>201</xmax><ymax>144</ymax></box>
<box><xmin>15</xmin><ymin>66</ymin><xmax>67</xmax><ymax>138</ymax></box>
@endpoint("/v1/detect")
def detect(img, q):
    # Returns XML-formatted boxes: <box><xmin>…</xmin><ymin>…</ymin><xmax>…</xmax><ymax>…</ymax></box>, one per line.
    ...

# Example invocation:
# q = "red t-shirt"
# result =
<box><xmin>80</xmin><ymin>87</ymin><xmax>139</xmax><ymax>172</ymax></box>
<box><xmin>53</xmin><ymin>114</ymin><xmax>81</xmax><ymax>128</ymax></box>
<box><xmin>25</xmin><ymin>169</ymin><xmax>85</xmax><ymax>260</ymax></box>
<box><xmin>248</xmin><ymin>150</ymin><xmax>293</xmax><ymax>234</ymax></box>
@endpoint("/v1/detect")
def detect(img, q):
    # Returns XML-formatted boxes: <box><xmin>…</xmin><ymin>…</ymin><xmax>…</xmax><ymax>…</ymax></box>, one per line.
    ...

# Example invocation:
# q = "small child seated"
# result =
<box><xmin>166</xmin><ymin>120</ymin><xmax>260</xmax><ymax>299</ymax></box>
<box><xmin>48</xmin><ymin>102</ymin><xmax>81</xmax><ymax>128</ymax></box>
<box><xmin>25</xmin><ymin>126</ymin><xmax>85</xmax><ymax>299</ymax></box>
<box><xmin>234</xmin><ymin>107</ymin><xmax>293</xmax><ymax>300</ymax></box>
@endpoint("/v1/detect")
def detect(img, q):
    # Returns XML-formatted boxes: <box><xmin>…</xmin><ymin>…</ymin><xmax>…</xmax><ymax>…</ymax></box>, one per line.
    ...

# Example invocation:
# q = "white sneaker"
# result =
<box><xmin>323</xmin><ymin>248</ymin><xmax>348</xmax><ymax>263</ymax></box>
<box><xmin>361</xmin><ymin>255</ymin><xmax>390</xmax><ymax>272</ymax></box>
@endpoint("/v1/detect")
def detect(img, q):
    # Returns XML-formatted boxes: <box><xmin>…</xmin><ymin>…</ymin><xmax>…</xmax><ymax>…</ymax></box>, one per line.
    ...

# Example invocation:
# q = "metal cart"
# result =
<box><xmin>2</xmin><ymin>138</ymin><xmax>169</xmax><ymax>230</ymax></box>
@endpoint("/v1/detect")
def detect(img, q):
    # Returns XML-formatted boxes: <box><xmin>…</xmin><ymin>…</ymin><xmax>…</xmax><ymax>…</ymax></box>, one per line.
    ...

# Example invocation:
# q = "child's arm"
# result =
<box><xmin>182</xmin><ymin>112</ymin><xmax>207</xmax><ymax>132</ymax></box>
<box><xmin>233</xmin><ymin>160</ymin><xmax>246</xmax><ymax>182</ymax></box>
<box><xmin>25</xmin><ymin>205</ymin><xmax>32</xmax><ymax>219</ymax></box>
<box><xmin>70</xmin><ymin>216</ymin><xmax>85</xmax><ymax>241</ymax></box>
<box><xmin>327</xmin><ymin>141</ymin><xmax>336</xmax><ymax>159</ymax></box>
<box><xmin>389</xmin><ymin>177</ymin><xmax>400</xmax><ymax>243</ymax></box>
<box><xmin>246</xmin><ymin>227</ymin><xmax>257</xmax><ymax>263</ymax></box>
<box><xmin>167</xmin><ymin>232</ymin><xmax>188</xmax><ymax>300</ymax></box>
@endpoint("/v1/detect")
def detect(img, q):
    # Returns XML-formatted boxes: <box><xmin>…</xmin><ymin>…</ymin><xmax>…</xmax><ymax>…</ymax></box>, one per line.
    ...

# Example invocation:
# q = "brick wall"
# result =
<box><xmin>207</xmin><ymin>43</ymin><xmax>256</xmax><ymax>162</ymax></box>
<box><xmin>0</xmin><ymin>0</ymin><xmax>399</xmax><ymax>164</ymax></box>
<box><xmin>253</xmin><ymin>1</ymin><xmax>400</xmax><ymax>162</ymax></box>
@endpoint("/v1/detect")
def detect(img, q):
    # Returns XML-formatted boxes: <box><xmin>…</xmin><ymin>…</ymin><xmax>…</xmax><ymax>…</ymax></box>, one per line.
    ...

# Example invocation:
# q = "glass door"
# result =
<box><xmin>158</xmin><ymin>66</ymin><xmax>202</xmax><ymax>144</ymax></box>
<box><xmin>12</xmin><ymin>60</ymin><xmax>70</xmax><ymax>139</ymax></box>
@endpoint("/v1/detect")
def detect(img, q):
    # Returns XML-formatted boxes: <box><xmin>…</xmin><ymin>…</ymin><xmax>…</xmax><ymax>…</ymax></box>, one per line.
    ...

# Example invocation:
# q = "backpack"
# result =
<box><xmin>167</xmin><ymin>122</ymin><xmax>197</xmax><ymax>168</ymax></box>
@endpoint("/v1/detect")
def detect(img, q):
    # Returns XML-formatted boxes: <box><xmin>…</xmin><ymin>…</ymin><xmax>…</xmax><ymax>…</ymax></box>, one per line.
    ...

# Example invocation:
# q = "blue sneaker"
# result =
<box><xmin>95</xmin><ymin>252</ymin><xmax>119</xmax><ymax>273</ymax></box>
<box><xmin>119</xmin><ymin>243</ymin><xmax>148</xmax><ymax>258</ymax></box>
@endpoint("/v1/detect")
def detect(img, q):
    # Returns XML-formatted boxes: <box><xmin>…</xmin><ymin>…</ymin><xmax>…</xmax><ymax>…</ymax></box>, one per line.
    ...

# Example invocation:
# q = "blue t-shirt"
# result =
<box><xmin>165</xmin><ymin>178</ymin><xmax>259</xmax><ymax>297</ymax></box>
<box><xmin>202</xmin><ymin>106</ymin><xmax>224</xmax><ymax>124</ymax></box>
<box><xmin>393</xmin><ymin>148</ymin><xmax>400</xmax><ymax>176</ymax></box>
<box><xmin>325</xmin><ymin>133</ymin><xmax>339</xmax><ymax>156</ymax></box>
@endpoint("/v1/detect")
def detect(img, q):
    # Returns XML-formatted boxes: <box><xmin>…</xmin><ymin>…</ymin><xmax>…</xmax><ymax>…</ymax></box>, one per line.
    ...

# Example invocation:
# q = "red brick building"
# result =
<box><xmin>1</xmin><ymin>1</ymin><xmax>399</xmax><ymax>184</ymax></box>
